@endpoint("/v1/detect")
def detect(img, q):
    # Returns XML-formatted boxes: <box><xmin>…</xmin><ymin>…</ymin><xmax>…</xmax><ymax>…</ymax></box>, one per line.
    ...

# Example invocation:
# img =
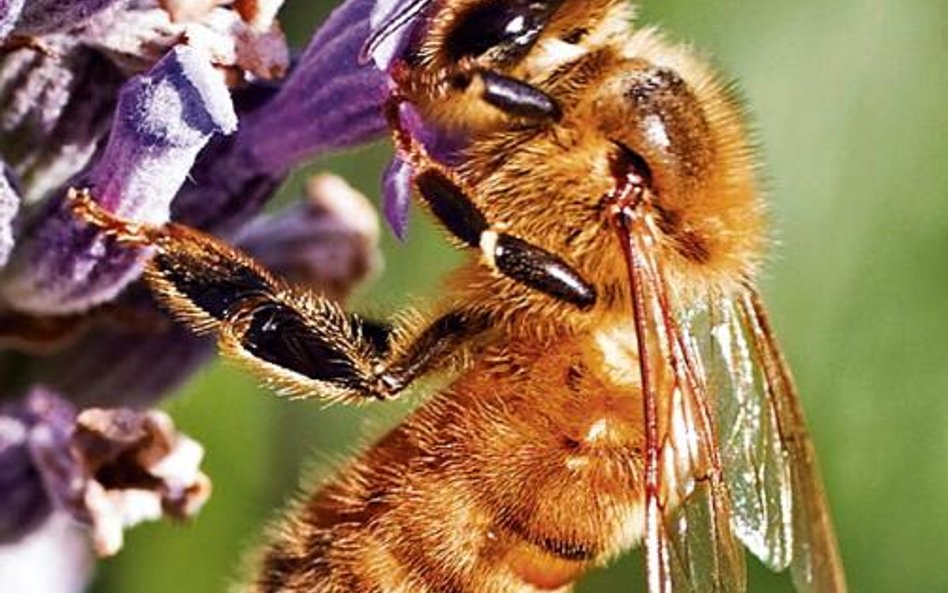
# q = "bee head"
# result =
<box><xmin>456</xmin><ymin>31</ymin><xmax>767</xmax><ymax>309</ymax></box>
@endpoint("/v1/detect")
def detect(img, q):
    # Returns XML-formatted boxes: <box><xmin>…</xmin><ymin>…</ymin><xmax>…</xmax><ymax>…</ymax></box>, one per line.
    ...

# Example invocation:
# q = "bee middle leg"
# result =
<box><xmin>384</xmin><ymin>99</ymin><xmax>595</xmax><ymax>311</ymax></box>
<box><xmin>68</xmin><ymin>188</ymin><xmax>490</xmax><ymax>403</ymax></box>
<box><xmin>413</xmin><ymin>167</ymin><xmax>597</xmax><ymax>310</ymax></box>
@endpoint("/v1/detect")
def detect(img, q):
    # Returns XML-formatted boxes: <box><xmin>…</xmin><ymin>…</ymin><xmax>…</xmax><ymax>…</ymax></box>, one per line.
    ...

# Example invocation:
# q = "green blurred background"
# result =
<box><xmin>90</xmin><ymin>1</ymin><xmax>948</xmax><ymax>591</ymax></box>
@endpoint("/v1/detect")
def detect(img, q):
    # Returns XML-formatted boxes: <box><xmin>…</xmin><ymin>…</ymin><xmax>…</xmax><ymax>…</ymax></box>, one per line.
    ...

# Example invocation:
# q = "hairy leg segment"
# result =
<box><xmin>67</xmin><ymin>184</ymin><xmax>583</xmax><ymax>402</ymax></box>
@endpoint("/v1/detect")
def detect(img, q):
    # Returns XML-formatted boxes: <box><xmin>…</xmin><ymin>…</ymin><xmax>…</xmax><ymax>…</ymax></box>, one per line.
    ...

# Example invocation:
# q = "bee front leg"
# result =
<box><xmin>413</xmin><ymin>168</ymin><xmax>597</xmax><ymax>310</ymax></box>
<box><xmin>219</xmin><ymin>299</ymin><xmax>488</xmax><ymax>402</ymax></box>
<box><xmin>68</xmin><ymin>188</ymin><xmax>489</xmax><ymax>403</ymax></box>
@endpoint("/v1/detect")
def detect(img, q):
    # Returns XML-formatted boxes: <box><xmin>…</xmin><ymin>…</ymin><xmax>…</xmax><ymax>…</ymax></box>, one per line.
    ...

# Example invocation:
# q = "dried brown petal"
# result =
<box><xmin>69</xmin><ymin>407</ymin><xmax>210</xmax><ymax>556</ymax></box>
<box><xmin>0</xmin><ymin>388</ymin><xmax>211</xmax><ymax>556</ymax></box>
<box><xmin>234</xmin><ymin>0</ymin><xmax>283</xmax><ymax>32</ymax></box>
<box><xmin>90</xmin><ymin>5</ymin><xmax>289</xmax><ymax>81</ymax></box>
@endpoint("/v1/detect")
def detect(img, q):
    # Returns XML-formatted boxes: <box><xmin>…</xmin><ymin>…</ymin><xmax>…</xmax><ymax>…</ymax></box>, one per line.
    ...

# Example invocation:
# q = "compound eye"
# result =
<box><xmin>446</xmin><ymin>0</ymin><xmax>558</xmax><ymax>63</ymax></box>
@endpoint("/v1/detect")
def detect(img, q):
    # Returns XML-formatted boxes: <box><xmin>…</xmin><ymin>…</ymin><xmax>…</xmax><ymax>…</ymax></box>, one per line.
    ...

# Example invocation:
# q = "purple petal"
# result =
<box><xmin>379</xmin><ymin>103</ymin><xmax>466</xmax><ymax>237</ymax></box>
<box><xmin>0</xmin><ymin>0</ymin><xmax>24</xmax><ymax>40</ymax></box>
<box><xmin>170</xmin><ymin>136</ymin><xmax>283</xmax><ymax>236</ymax></box>
<box><xmin>382</xmin><ymin>156</ymin><xmax>413</xmax><ymax>239</ymax></box>
<box><xmin>168</xmin><ymin>73</ymin><xmax>286</xmax><ymax>234</ymax></box>
<box><xmin>0</xmin><ymin>46</ymin><xmax>125</xmax><ymax>204</ymax></box>
<box><xmin>237</xmin><ymin>0</ymin><xmax>389</xmax><ymax>174</ymax></box>
<box><xmin>0</xmin><ymin>46</ymin><xmax>236</xmax><ymax>314</ymax></box>
<box><xmin>87</xmin><ymin>45</ymin><xmax>236</xmax><ymax>217</ymax></box>
<box><xmin>12</xmin><ymin>0</ymin><xmax>125</xmax><ymax>37</ymax></box>
<box><xmin>364</xmin><ymin>0</ymin><xmax>430</xmax><ymax>71</ymax></box>
<box><xmin>0</xmin><ymin>388</ymin><xmax>75</xmax><ymax>543</ymax></box>
<box><xmin>237</xmin><ymin>173</ymin><xmax>381</xmax><ymax>298</ymax></box>
<box><xmin>27</xmin><ymin>324</ymin><xmax>214</xmax><ymax>410</ymax></box>
<box><xmin>0</xmin><ymin>165</ymin><xmax>19</xmax><ymax>268</ymax></box>
<box><xmin>0</xmin><ymin>416</ymin><xmax>52</xmax><ymax>542</ymax></box>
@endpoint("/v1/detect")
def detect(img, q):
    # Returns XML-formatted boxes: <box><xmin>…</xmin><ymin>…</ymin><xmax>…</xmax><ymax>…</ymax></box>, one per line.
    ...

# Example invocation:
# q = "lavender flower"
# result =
<box><xmin>0</xmin><ymin>0</ymin><xmax>433</xmax><ymax>586</ymax></box>
<box><xmin>171</xmin><ymin>0</ymin><xmax>393</xmax><ymax>234</ymax></box>
<box><xmin>13</xmin><ymin>0</ymin><xmax>125</xmax><ymax>37</ymax></box>
<box><xmin>171</xmin><ymin>0</ymin><xmax>440</xmax><ymax>237</ymax></box>
<box><xmin>1</xmin><ymin>45</ymin><xmax>237</xmax><ymax>314</ymax></box>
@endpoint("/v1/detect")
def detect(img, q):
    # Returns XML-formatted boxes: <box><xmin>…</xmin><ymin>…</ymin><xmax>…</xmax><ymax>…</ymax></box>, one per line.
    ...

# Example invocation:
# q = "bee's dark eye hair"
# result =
<box><xmin>612</xmin><ymin>143</ymin><xmax>654</xmax><ymax>189</ymax></box>
<box><xmin>562</xmin><ymin>28</ymin><xmax>589</xmax><ymax>45</ymax></box>
<box><xmin>446</xmin><ymin>0</ymin><xmax>562</xmax><ymax>63</ymax></box>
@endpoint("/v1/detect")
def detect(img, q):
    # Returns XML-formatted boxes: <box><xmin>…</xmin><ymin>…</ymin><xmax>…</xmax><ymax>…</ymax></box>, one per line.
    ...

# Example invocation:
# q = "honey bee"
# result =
<box><xmin>69</xmin><ymin>0</ymin><xmax>848</xmax><ymax>591</ymax></box>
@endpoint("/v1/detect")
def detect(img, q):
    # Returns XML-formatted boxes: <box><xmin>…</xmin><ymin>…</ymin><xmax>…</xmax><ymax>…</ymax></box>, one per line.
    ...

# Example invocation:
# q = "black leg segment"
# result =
<box><xmin>480</xmin><ymin>71</ymin><xmax>562</xmax><ymax>122</ymax></box>
<box><xmin>414</xmin><ymin>168</ymin><xmax>596</xmax><ymax>309</ymax></box>
<box><xmin>493</xmin><ymin>235</ymin><xmax>596</xmax><ymax>310</ymax></box>
<box><xmin>234</xmin><ymin>304</ymin><xmax>489</xmax><ymax>402</ymax></box>
<box><xmin>359</xmin><ymin>318</ymin><xmax>393</xmax><ymax>356</ymax></box>
<box><xmin>380</xmin><ymin>310</ymin><xmax>491</xmax><ymax>393</ymax></box>
<box><xmin>238</xmin><ymin>301</ymin><xmax>376</xmax><ymax>394</ymax></box>
<box><xmin>151</xmin><ymin>249</ymin><xmax>273</xmax><ymax>322</ymax></box>
<box><xmin>415</xmin><ymin>169</ymin><xmax>487</xmax><ymax>247</ymax></box>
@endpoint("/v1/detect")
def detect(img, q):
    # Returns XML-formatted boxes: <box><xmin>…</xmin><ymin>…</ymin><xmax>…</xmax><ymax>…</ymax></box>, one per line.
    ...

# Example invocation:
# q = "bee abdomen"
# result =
<box><xmin>252</xmin><ymin>336</ymin><xmax>645</xmax><ymax>592</ymax></box>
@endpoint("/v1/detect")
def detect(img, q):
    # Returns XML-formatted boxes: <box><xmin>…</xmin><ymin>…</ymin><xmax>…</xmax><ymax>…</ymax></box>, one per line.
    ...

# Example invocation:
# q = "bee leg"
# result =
<box><xmin>67</xmin><ymin>187</ymin><xmax>161</xmax><ymax>246</ymax></box>
<box><xmin>359</xmin><ymin>318</ymin><xmax>393</xmax><ymax>356</ymax></box>
<box><xmin>373</xmin><ymin>309</ymin><xmax>490</xmax><ymax>394</ymax></box>
<box><xmin>68</xmin><ymin>187</ymin><xmax>489</xmax><ymax>402</ymax></box>
<box><xmin>223</xmin><ymin>301</ymin><xmax>489</xmax><ymax>401</ymax></box>
<box><xmin>384</xmin><ymin>103</ymin><xmax>591</xmax><ymax>309</ymax></box>
<box><xmin>414</xmin><ymin>168</ymin><xmax>597</xmax><ymax>310</ymax></box>
<box><xmin>475</xmin><ymin>70</ymin><xmax>562</xmax><ymax>122</ymax></box>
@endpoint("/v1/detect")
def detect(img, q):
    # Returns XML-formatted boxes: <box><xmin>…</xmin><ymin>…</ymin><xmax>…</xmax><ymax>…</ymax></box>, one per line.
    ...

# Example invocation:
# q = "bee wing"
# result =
<box><xmin>733</xmin><ymin>290</ymin><xmax>848</xmax><ymax>592</ymax></box>
<box><xmin>679</xmin><ymin>296</ymin><xmax>795</xmax><ymax>571</ymax></box>
<box><xmin>676</xmin><ymin>279</ymin><xmax>848</xmax><ymax>591</ymax></box>
<box><xmin>656</xmin><ymin>478</ymin><xmax>746</xmax><ymax>593</ymax></box>
<box><xmin>621</xmin><ymin>204</ymin><xmax>846</xmax><ymax>593</ymax></box>
<box><xmin>621</xmin><ymin>211</ymin><xmax>746</xmax><ymax>593</ymax></box>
